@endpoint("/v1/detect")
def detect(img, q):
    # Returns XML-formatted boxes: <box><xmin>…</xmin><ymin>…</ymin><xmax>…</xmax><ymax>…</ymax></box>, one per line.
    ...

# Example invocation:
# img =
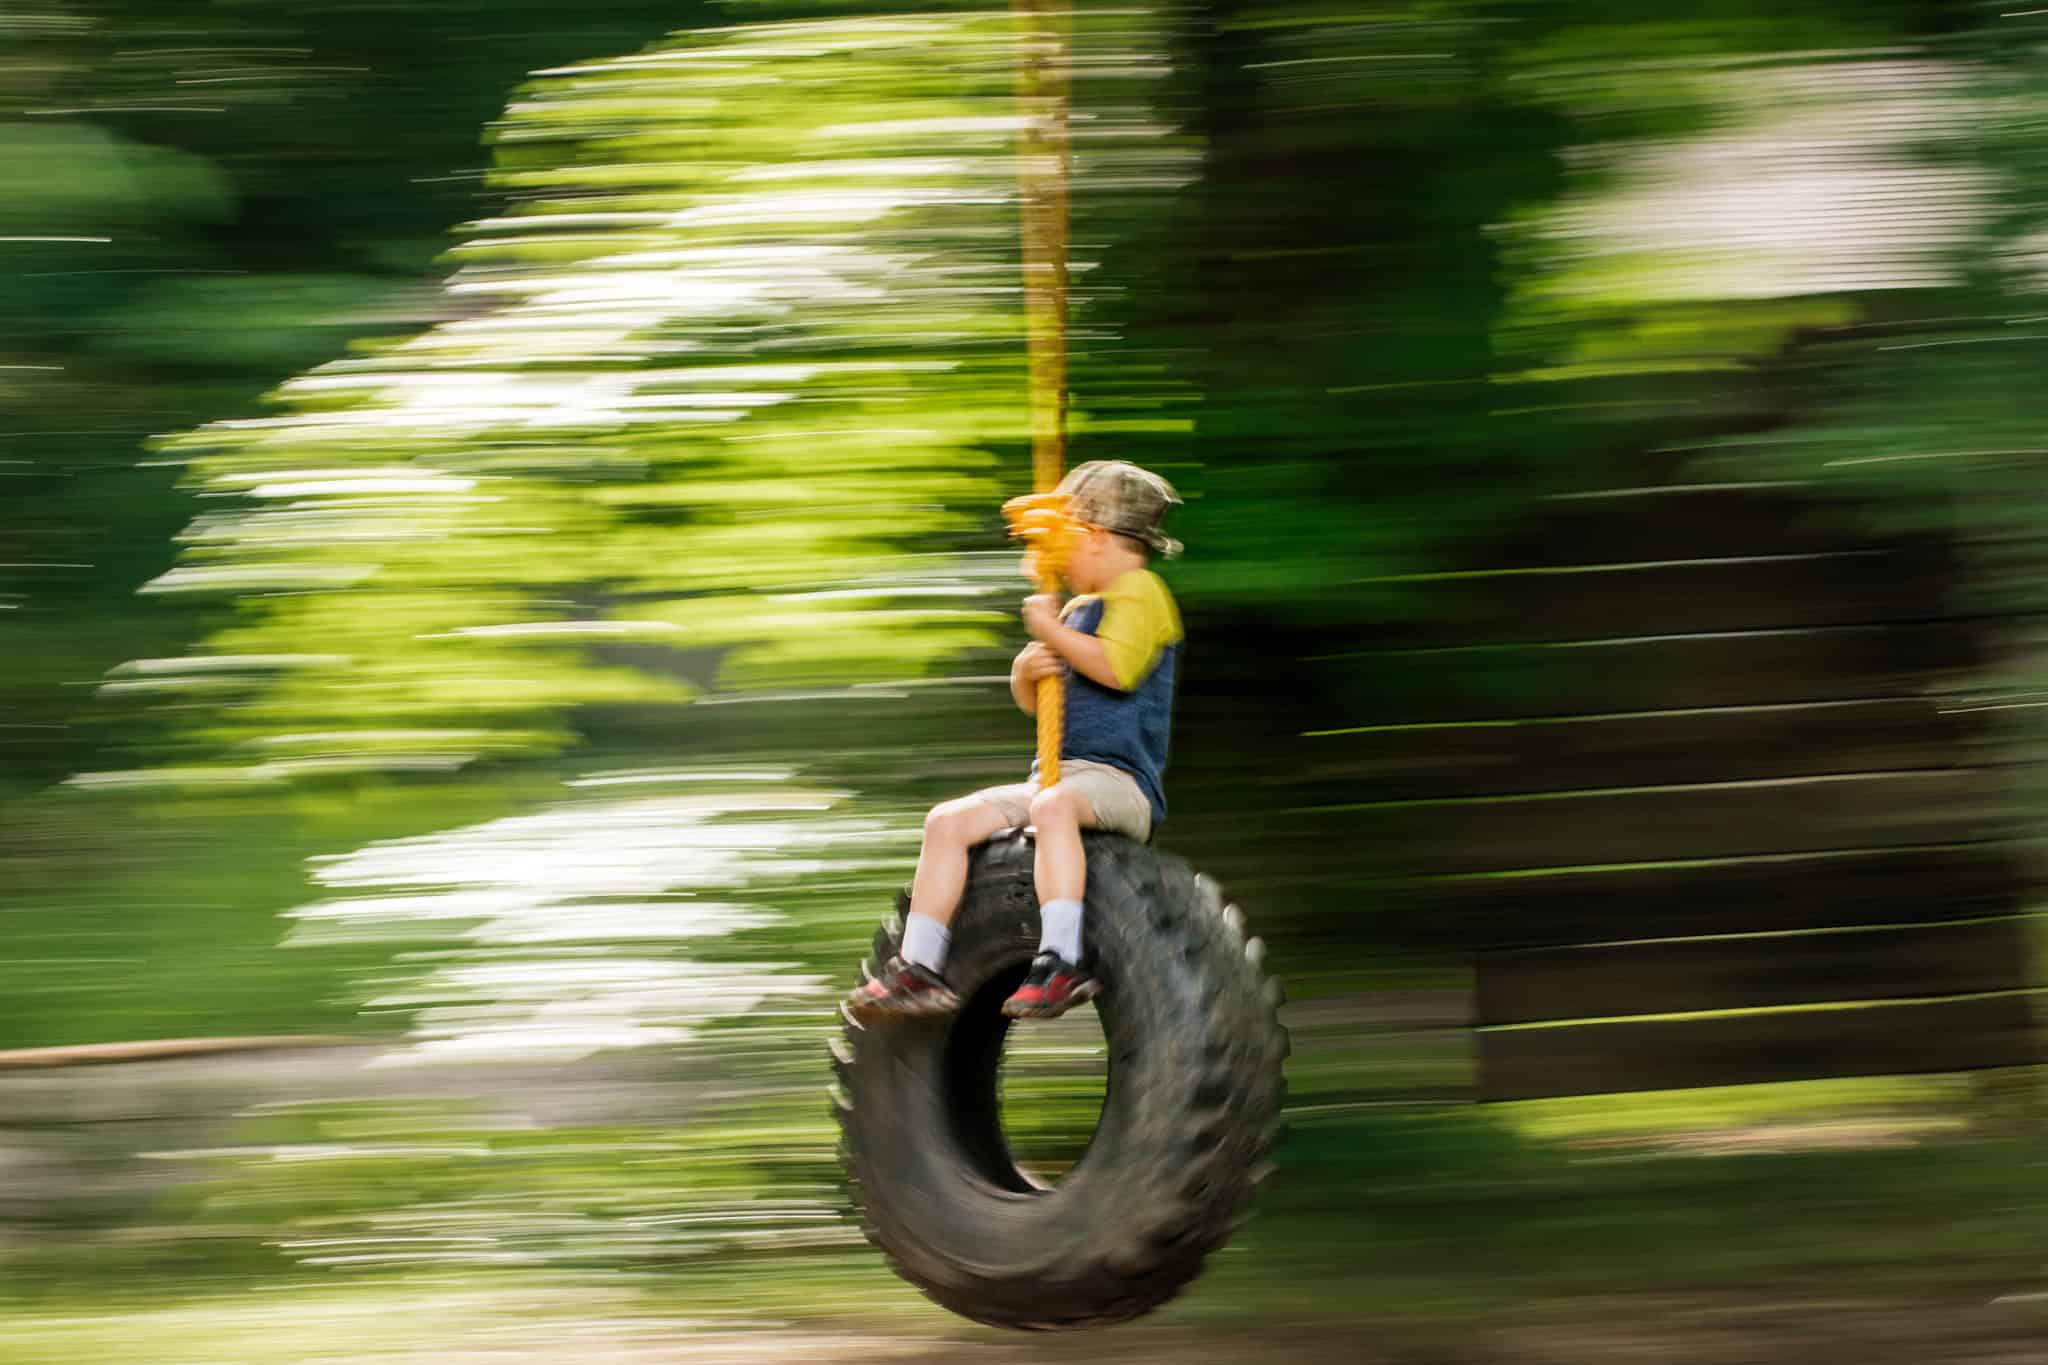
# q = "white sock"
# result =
<box><xmin>901</xmin><ymin>912</ymin><xmax>951</xmax><ymax>974</ymax></box>
<box><xmin>1037</xmin><ymin>898</ymin><xmax>1084</xmax><ymax>964</ymax></box>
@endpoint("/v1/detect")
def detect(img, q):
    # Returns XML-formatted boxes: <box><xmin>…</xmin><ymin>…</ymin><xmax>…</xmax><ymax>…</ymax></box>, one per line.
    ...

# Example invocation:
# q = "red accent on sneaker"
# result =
<box><xmin>1002</xmin><ymin>956</ymin><xmax>1101</xmax><ymax>1020</ymax></box>
<box><xmin>845</xmin><ymin>957</ymin><xmax>960</xmax><ymax>1022</ymax></box>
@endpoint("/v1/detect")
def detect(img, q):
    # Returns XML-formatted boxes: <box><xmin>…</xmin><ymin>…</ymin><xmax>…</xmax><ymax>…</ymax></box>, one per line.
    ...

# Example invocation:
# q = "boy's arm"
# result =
<box><xmin>1023</xmin><ymin>574</ymin><xmax>1182</xmax><ymax>693</ymax></box>
<box><xmin>1010</xmin><ymin>642</ymin><xmax>1069</xmax><ymax>714</ymax></box>
<box><xmin>1009</xmin><ymin>645</ymin><xmax>1042</xmax><ymax>715</ymax></box>
<box><xmin>1023</xmin><ymin>596</ymin><xmax>1124</xmax><ymax>690</ymax></box>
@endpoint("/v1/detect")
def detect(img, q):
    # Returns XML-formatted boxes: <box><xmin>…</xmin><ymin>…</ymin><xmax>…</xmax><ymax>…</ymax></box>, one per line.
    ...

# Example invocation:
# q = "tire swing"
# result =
<box><xmin>834</xmin><ymin>839</ymin><xmax>1287</xmax><ymax>1329</ymax></box>
<box><xmin>830</xmin><ymin>3</ymin><xmax>1287</xmax><ymax>1329</ymax></box>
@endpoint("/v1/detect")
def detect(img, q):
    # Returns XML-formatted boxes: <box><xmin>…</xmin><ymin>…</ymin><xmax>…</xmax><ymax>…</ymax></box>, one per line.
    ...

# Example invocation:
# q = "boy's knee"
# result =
<box><xmin>1028</xmin><ymin>784</ymin><xmax>1080</xmax><ymax>827</ymax></box>
<box><xmin>924</xmin><ymin>799</ymin><xmax>980</xmax><ymax>844</ymax></box>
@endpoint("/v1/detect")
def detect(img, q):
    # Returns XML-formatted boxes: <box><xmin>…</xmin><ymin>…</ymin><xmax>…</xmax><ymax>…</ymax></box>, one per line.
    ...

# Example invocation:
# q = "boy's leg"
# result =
<box><xmin>906</xmin><ymin>794</ymin><xmax>1020</xmax><ymax>932</ymax></box>
<box><xmin>1003</xmin><ymin>782</ymin><xmax>1101</xmax><ymax>1020</ymax></box>
<box><xmin>898</xmin><ymin>795</ymin><xmax>1016</xmax><ymax>976</ymax></box>
<box><xmin>1026</xmin><ymin>780</ymin><xmax>1093</xmax><ymax>939</ymax></box>
<box><xmin>1006</xmin><ymin>766</ymin><xmax>1150</xmax><ymax>1020</ymax></box>
<box><xmin>844</xmin><ymin>788</ymin><xmax>1024</xmax><ymax>1023</ymax></box>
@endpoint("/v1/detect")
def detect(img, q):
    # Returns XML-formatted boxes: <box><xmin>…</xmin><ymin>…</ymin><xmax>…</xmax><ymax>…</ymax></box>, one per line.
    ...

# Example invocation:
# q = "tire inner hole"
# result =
<box><xmin>996</xmin><ymin>996</ymin><xmax>1110</xmax><ymax>1187</ymax></box>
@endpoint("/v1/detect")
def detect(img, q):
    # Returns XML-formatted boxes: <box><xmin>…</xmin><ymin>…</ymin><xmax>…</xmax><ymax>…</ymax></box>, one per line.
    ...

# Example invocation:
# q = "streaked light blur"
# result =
<box><xmin>5</xmin><ymin>2</ymin><xmax>2047</xmax><ymax>1361</ymax></box>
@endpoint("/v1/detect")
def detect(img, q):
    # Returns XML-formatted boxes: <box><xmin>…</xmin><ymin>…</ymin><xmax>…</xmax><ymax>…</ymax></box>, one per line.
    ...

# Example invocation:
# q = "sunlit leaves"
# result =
<box><xmin>126</xmin><ymin>13</ymin><xmax>1108</xmax><ymax>776</ymax></box>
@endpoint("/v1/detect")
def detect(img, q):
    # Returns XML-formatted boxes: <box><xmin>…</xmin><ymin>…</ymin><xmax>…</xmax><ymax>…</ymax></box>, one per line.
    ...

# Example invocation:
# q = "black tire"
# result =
<box><xmin>832</xmin><ymin>829</ymin><xmax>1288</xmax><ymax>1331</ymax></box>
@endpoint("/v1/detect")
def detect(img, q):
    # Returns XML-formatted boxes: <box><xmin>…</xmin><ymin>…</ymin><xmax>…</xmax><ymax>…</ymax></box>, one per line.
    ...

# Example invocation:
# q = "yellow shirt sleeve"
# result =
<box><xmin>1093</xmin><ymin>569</ymin><xmax>1184</xmax><ymax>691</ymax></box>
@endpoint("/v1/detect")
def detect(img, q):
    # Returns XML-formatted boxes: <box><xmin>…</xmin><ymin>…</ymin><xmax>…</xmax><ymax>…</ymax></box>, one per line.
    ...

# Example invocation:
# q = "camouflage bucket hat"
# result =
<box><xmin>1055</xmin><ymin>460</ymin><xmax>1184</xmax><ymax>559</ymax></box>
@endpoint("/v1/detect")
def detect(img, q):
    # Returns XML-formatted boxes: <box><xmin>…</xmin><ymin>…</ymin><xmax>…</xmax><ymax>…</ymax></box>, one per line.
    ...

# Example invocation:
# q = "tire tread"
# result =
<box><xmin>835</xmin><ymin>832</ymin><xmax>1285</xmax><ymax>1330</ymax></box>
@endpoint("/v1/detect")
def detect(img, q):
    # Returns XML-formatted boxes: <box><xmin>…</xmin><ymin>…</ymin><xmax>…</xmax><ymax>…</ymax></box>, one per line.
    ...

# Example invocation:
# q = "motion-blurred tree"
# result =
<box><xmin>1</xmin><ymin>0</ymin><xmax>692</xmax><ymax>793</ymax></box>
<box><xmin>108</xmin><ymin>11</ymin><xmax>1192</xmax><ymax>780</ymax></box>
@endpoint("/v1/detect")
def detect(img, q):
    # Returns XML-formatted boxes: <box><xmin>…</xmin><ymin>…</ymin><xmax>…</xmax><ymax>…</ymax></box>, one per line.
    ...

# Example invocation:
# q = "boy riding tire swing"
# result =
<box><xmin>830</xmin><ymin>466</ymin><xmax>1288</xmax><ymax>1331</ymax></box>
<box><xmin>828</xmin><ymin>7</ymin><xmax>1285</xmax><ymax>1329</ymax></box>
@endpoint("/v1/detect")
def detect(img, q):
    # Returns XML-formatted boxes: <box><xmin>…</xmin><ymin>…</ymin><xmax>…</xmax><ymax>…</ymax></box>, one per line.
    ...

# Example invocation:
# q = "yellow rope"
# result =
<box><xmin>1006</xmin><ymin>0</ymin><xmax>1072</xmax><ymax>789</ymax></box>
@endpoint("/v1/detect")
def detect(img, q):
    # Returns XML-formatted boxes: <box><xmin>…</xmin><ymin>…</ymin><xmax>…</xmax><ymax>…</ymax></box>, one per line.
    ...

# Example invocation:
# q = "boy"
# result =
<box><xmin>845</xmin><ymin>460</ymin><xmax>1184</xmax><ymax>1023</ymax></box>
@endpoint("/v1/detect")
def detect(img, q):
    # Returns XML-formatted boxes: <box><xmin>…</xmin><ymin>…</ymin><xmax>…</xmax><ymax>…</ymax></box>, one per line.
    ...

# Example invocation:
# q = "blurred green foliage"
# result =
<box><xmin>3</xmin><ymin>0</ymin><xmax>2039</xmax><ymax>1056</ymax></box>
<box><xmin>5</xmin><ymin>0</ymin><xmax>2048</xmax><ymax>1340</ymax></box>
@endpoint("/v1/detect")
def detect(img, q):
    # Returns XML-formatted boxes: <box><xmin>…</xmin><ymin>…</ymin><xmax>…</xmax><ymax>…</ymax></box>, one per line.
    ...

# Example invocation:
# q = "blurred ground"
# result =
<box><xmin>7</xmin><ymin>1287</ymin><xmax>2047</xmax><ymax>1364</ymax></box>
<box><xmin>4</xmin><ymin>1014</ymin><xmax>2045</xmax><ymax>1365</ymax></box>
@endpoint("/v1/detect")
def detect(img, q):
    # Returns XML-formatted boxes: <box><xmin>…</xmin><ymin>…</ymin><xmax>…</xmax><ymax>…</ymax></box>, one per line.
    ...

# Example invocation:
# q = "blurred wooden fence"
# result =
<box><xmin>1296</xmin><ymin>481</ymin><xmax>2043</xmax><ymax>1101</ymax></box>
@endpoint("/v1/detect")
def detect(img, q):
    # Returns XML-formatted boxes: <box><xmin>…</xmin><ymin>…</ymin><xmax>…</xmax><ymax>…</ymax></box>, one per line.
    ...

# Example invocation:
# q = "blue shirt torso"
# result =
<box><xmin>1054</xmin><ymin>596</ymin><xmax>1179</xmax><ymax>827</ymax></box>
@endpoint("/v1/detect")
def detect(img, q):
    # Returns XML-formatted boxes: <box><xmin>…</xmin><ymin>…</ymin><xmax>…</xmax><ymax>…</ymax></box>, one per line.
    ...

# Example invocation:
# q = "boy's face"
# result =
<box><xmin>1063</xmin><ymin>525</ymin><xmax>1118</xmax><ymax>593</ymax></box>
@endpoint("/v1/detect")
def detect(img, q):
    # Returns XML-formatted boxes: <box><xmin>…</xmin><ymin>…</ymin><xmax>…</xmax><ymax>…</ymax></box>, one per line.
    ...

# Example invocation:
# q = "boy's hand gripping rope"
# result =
<box><xmin>1008</xmin><ymin>0</ymin><xmax>1071</xmax><ymax>790</ymax></box>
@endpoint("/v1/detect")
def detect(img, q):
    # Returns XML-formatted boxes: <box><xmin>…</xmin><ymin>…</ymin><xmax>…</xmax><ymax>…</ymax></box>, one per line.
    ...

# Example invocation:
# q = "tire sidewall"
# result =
<box><xmin>837</xmin><ymin>831</ymin><xmax>1280</xmax><ymax>1327</ymax></box>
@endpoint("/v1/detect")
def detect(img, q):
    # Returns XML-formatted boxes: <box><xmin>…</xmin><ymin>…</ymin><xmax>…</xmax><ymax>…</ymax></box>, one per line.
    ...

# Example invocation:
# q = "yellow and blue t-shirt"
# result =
<box><xmin>1056</xmin><ymin>567</ymin><xmax>1183</xmax><ymax>826</ymax></box>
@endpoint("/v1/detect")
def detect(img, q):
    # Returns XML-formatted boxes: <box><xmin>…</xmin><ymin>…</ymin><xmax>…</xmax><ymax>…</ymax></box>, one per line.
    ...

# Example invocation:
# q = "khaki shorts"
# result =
<box><xmin>971</xmin><ymin>759</ymin><xmax>1153</xmax><ymax>843</ymax></box>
